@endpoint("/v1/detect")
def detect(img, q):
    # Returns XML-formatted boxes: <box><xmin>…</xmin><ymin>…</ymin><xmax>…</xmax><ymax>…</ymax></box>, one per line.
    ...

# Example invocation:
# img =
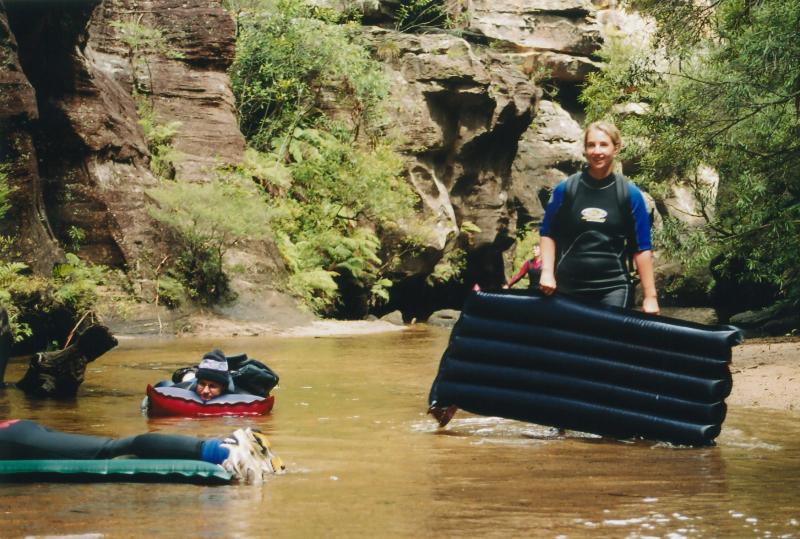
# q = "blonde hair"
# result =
<box><xmin>584</xmin><ymin>121</ymin><xmax>622</xmax><ymax>149</ymax></box>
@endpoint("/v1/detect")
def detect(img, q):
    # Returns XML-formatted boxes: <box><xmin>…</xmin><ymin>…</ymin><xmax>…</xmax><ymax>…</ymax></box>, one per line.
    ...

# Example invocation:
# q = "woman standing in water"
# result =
<box><xmin>539</xmin><ymin>121</ymin><xmax>660</xmax><ymax>314</ymax></box>
<box><xmin>428</xmin><ymin>121</ymin><xmax>660</xmax><ymax>429</ymax></box>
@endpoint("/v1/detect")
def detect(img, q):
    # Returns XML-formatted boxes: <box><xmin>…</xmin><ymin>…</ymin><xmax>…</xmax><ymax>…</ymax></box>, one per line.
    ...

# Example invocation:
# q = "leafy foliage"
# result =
<box><xmin>424</xmin><ymin>221</ymin><xmax>480</xmax><ymax>286</ymax></box>
<box><xmin>0</xmin><ymin>254</ymin><xmax>108</xmax><ymax>343</ymax></box>
<box><xmin>156</xmin><ymin>275</ymin><xmax>187</xmax><ymax>309</ymax></box>
<box><xmin>0</xmin><ymin>165</ymin><xmax>31</xmax><ymax>341</ymax></box>
<box><xmin>394</xmin><ymin>0</ymin><xmax>447</xmax><ymax>32</ymax></box>
<box><xmin>51</xmin><ymin>253</ymin><xmax>106</xmax><ymax>315</ymax></box>
<box><xmin>230</xmin><ymin>0</ymin><xmax>389</xmax><ymax>150</ymax></box>
<box><xmin>267</xmin><ymin>130</ymin><xmax>416</xmax><ymax>313</ymax></box>
<box><xmin>0</xmin><ymin>262</ymin><xmax>37</xmax><ymax>342</ymax></box>
<box><xmin>228</xmin><ymin>0</ymin><xmax>420</xmax><ymax>314</ymax></box>
<box><xmin>66</xmin><ymin>226</ymin><xmax>86</xmax><ymax>253</ymax></box>
<box><xmin>427</xmin><ymin>248</ymin><xmax>467</xmax><ymax>286</ymax></box>
<box><xmin>147</xmin><ymin>180</ymin><xmax>273</xmax><ymax>304</ymax></box>
<box><xmin>0</xmin><ymin>163</ymin><xmax>12</xmax><ymax>219</ymax></box>
<box><xmin>581</xmin><ymin>0</ymin><xmax>800</xmax><ymax>307</ymax></box>
<box><xmin>111</xmin><ymin>16</ymin><xmax>185</xmax><ymax>94</ymax></box>
<box><xmin>137</xmin><ymin>100</ymin><xmax>182</xmax><ymax>179</ymax></box>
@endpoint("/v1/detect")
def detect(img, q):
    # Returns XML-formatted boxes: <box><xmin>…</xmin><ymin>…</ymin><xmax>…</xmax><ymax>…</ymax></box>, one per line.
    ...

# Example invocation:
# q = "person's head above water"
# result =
<box><xmin>195</xmin><ymin>349</ymin><xmax>230</xmax><ymax>401</ymax></box>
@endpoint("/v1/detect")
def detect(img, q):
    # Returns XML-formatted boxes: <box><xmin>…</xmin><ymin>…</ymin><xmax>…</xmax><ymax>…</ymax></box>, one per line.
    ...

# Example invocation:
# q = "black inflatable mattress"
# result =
<box><xmin>428</xmin><ymin>291</ymin><xmax>743</xmax><ymax>446</ymax></box>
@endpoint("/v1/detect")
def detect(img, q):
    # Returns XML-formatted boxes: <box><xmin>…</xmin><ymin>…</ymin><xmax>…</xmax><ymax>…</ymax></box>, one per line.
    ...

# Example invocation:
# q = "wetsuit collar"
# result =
<box><xmin>582</xmin><ymin>169</ymin><xmax>616</xmax><ymax>189</ymax></box>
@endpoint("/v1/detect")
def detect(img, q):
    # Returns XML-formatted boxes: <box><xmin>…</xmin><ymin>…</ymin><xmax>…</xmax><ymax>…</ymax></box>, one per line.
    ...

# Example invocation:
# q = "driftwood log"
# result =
<box><xmin>0</xmin><ymin>309</ymin><xmax>118</xmax><ymax>398</ymax></box>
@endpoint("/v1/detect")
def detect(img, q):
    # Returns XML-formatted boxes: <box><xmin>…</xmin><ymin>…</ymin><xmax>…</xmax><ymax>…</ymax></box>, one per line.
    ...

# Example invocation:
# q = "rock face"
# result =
<box><xmin>356</xmin><ymin>1</ymin><xmax>604</xmax><ymax>298</ymax></box>
<box><xmin>88</xmin><ymin>0</ymin><xmax>246</xmax><ymax>183</ymax></box>
<box><xmin>364</xmin><ymin>29</ymin><xmax>538</xmax><ymax>286</ymax></box>
<box><xmin>2</xmin><ymin>0</ymin><xmax>155</xmax><ymax>269</ymax></box>
<box><xmin>0</xmin><ymin>0</ymin><xmax>299</xmax><ymax>330</ymax></box>
<box><xmin>0</xmin><ymin>0</ymin><xmax>250</xmax><ymax>271</ymax></box>
<box><xmin>0</xmin><ymin>0</ymin><xmax>250</xmax><ymax>272</ymax></box>
<box><xmin>0</xmin><ymin>0</ymin><xmax>732</xmax><ymax>321</ymax></box>
<box><xmin>509</xmin><ymin>99</ymin><xmax>584</xmax><ymax>224</ymax></box>
<box><xmin>0</xmin><ymin>0</ymin><xmax>608</xmax><ymax>317</ymax></box>
<box><xmin>1</xmin><ymin>5</ymin><xmax>79</xmax><ymax>273</ymax></box>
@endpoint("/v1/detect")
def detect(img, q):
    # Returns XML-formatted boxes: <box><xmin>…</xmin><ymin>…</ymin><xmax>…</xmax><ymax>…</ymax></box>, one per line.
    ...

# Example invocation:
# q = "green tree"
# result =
<box><xmin>229</xmin><ymin>0</ymin><xmax>388</xmax><ymax>150</ymax></box>
<box><xmin>147</xmin><ymin>180</ymin><xmax>274</xmax><ymax>304</ymax></box>
<box><xmin>267</xmin><ymin>130</ymin><xmax>416</xmax><ymax>314</ymax></box>
<box><xmin>228</xmin><ymin>0</ymin><xmax>420</xmax><ymax>315</ymax></box>
<box><xmin>137</xmin><ymin>100</ymin><xmax>182</xmax><ymax>179</ymax></box>
<box><xmin>582</xmin><ymin>0</ymin><xmax>800</xmax><ymax>308</ymax></box>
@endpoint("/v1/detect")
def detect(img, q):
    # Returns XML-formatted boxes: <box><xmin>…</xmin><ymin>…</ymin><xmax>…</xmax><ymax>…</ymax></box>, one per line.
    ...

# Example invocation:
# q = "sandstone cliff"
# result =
<box><xmin>0</xmin><ymin>0</ymin><xmax>703</xmax><ymax>328</ymax></box>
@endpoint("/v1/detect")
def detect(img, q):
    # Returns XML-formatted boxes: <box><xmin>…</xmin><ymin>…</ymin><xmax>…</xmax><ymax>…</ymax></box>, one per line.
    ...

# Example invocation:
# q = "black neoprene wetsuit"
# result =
<box><xmin>0</xmin><ymin>419</ymin><xmax>206</xmax><ymax>460</ymax></box>
<box><xmin>540</xmin><ymin>172</ymin><xmax>652</xmax><ymax>308</ymax></box>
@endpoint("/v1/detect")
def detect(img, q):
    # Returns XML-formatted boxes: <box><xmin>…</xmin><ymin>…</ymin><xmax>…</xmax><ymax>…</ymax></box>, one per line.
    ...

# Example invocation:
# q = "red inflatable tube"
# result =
<box><xmin>146</xmin><ymin>384</ymin><xmax>275</xmax><ymax>417</ymax></box>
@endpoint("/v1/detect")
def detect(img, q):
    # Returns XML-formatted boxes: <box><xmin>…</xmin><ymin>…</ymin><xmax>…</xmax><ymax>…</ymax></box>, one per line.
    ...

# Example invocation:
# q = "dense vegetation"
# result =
<box><xmin>0</xmin><ymin>165</ymin><xmax>111</xmax><ymax>343</ymax></box>
<box><xmin>228</xmin><ymin>0</ymin><xmax>419</xmax><ymax>316</ymax></box>
<box><xmin>581</xmin><ymin>0</ymin><xmax>800</xmax><ymax>313</ymax></box>
<box><xmin>146</xmin><ymin>180</ymin><xmax>273</xmax><ymax>305</ymax></box>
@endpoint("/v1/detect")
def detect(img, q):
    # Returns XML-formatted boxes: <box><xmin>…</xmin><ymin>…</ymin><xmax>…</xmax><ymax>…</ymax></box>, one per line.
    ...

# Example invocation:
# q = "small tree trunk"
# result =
<box><xmin>0</xmin><ymin>308</ymin><xmax>12</xmax><ymax>385</ymax></box>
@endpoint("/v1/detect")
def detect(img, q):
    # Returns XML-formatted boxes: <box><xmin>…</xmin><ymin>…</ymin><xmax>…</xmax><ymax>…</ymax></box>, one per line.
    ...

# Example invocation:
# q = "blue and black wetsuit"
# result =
<box><xmin>540</xmin><ymin>172</ymin><xmax>652</xmax><ymax>308</ymax></box>
<box><xmin>0</xmin><ymin>420</ymin><xmax>228</xmax><ymax>463</ymax></box>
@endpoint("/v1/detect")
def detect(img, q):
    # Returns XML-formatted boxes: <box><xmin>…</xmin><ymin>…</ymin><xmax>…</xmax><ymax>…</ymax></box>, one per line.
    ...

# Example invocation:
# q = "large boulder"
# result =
<box><xmin>468</xmin><ymin>0</ymin><xmax>603</xmax><ymax>83</ymax></box>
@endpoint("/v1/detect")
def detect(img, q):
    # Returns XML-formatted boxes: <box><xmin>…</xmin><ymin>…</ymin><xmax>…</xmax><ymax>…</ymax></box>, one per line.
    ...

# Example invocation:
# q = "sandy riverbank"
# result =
<box><xmin>175</xmin><ymin>312</ymin><xmax>407</xmax><ymax>338</ymax></box>
<box><xmin>727</xmin><ymin>338</ymin><xmax>800</xmax><ymax>412</ymax></box>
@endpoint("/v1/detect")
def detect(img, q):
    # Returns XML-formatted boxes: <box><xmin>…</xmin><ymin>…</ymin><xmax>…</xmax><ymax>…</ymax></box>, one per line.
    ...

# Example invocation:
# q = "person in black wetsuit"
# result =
<box><xmin>0</xmin><ymin>419</ymin><xmax>284</xmax><ymax>482</ymax></box>
<box><xmin>428</xmin><ymin>122</ymin><xmax>659</xmax><ymax>429</ymax></box>
<box><xmin>539</xmin><ymin>121</ymin><xmax>660</xmax><ymax>314</ymax></box>
<box><xmin>190</xmin><ymin>351</ymin><xmax>233</xmax><ymax>401</ymax></box>
<box><xmin>155</xmin><ymin>349</ymin><xmax>234</xmax><ymax>401</ymax></box>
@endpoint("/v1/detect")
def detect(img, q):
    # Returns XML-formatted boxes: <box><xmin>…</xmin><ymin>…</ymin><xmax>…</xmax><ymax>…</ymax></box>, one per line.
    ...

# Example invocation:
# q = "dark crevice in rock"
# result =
<box><xmin>6</xmin><ymin>0</ymin><xmax>124</xmax><ymax>268</ymax></box>
<box><xmin>378</xmin><ymin>274</ymin><xmax>474</xmax><ymax>322</ymax></box>
<box><xmin>332</xmin><ymin>269</ymin><xmax>370</xmax><ymax>320</ymax></box>
<box><xmin>424</xmin><ymin>89</ymin><xmax>495</xmax><ymax>150</ymax></box>
<box><xmin>37</xmin><ymin>111</ymin><xmax>126</xmax><ymax>267</ymax></box>
<box><xmin>550</xmin><ymin>80</ymin><xmax>584</xmax><ymax>117</ymax></box>
<box><xmin>6</xmin><ymin>1</ymin><xmax>98</xmax><ymax>99</ymax></box>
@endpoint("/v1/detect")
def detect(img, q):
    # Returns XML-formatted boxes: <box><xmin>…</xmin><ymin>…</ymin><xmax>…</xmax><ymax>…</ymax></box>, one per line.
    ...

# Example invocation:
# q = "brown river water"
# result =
<box><xmin>1</xmin><ymin>326</ymin><xmax>799</xmax><ymax>538</ymax></box>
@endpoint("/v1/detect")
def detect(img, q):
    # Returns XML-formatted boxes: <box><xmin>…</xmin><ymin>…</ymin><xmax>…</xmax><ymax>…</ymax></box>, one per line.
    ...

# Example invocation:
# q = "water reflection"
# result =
<box><xmin>0</xmin><ymin>327</ymin><xmax>798</xmax><ymax>538</ymax></box>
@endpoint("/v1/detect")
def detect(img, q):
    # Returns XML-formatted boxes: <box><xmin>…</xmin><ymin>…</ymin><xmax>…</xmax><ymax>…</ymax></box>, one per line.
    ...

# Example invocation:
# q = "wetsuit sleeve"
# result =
<box><xmin>539</xmin><ymin>180</ymin><xmax>568</xmax><ymax>238</ymax></box>
<box><xmin>628</xmin><ymin>184</ymin><xmax>652</xmax><ymax>252</ymax></box>
<box><xmin>506</xmin><ymin>259</ymin><xmax>532</xmax><ymax>287</ymax></box>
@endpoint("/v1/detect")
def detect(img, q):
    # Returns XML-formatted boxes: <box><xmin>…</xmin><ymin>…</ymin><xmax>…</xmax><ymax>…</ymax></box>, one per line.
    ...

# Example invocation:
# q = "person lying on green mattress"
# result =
<box><xmin>0</xmin><ymin>419</ymin><xmax>284</xmax><ymax>483</ymax></box>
